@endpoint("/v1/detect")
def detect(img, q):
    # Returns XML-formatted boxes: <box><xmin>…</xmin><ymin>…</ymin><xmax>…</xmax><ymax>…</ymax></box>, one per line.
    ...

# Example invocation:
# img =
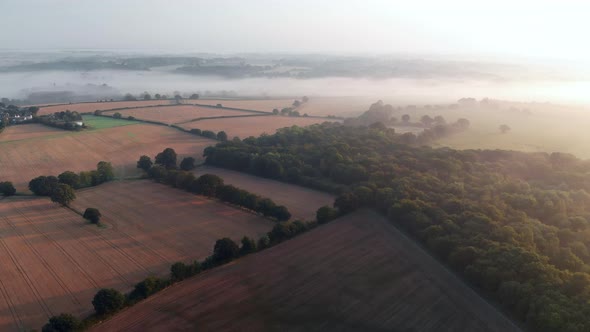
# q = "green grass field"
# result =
<box><xmin>82</xmin><ymin>115</ymin><xmax>140</xmax><ymax>130</ymax></box>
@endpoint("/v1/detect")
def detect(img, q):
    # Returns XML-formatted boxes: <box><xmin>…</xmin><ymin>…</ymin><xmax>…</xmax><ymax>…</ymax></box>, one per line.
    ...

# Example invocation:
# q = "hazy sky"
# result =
<box><xmin>1</xmin><ymin>0</ymin><xmax>588</xmax><ymax>62</ymax></box>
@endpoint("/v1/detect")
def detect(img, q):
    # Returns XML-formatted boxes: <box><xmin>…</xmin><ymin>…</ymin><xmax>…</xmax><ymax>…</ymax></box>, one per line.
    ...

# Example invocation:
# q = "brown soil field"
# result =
<box><xmin>92</xmin><ymin>210</ymin><xmax>520</xmax><ymax>332</ymax></box>
<box><xmin>0</xmin><ymin>124</ymin><xmax>65</xmax><ymax>141</ymax></box>
<box><xmin>102</xmin><ymin>105</ymin><xmax>255</xmax><ymax>125</ymax></box>
<box><xmin>296</xmin><ymin>97</ymin><xmax>372</xmax><ymax>117</ymax></box>
<box><xmin>0</xmin><ymin>181</ymin><xmax>272</xmax><ymax>331</ymax></box>
<box><xmin>181</xmin><ymin>116</ymin><xmax>340</xmax><ymax>139</ymax></box>
<box><xmin>0</xmin><ymin>124</ymin><xmax>211</xmax><ymax>192</ymax></box>
<box><xmin>184</xmin><ymin>99</ymin><xmax>294</xmax><ymax>112</ymax></box>
<box><xmin>37</xmin><ymin>100</ymin><xmax>174</xmax><ymax>116</ymax></box>
<box><xmin>193</xmin><ymin>166</ymin><xmax>334</xmax><ymax>220</ymax></box>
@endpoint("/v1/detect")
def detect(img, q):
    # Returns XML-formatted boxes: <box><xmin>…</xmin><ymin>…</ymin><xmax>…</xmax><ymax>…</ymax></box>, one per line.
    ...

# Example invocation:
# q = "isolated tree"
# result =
<box><xmin>42</xmin><ymin>313</ymin><xmax>80</xmax><ymax>332</ymax></box>
<box><xmin>500</xmin><ymin>124</ymin><xmax>511</xmax><ymax>134</ymax></box>
<box><xmin>83</xmin><ymin>208</ymin><xmax>102</xmax><ymax>224</ymax></box>
<box><xmin>293</xmin><ymin>100</ymin><xmax>301</xmax><ymax>107</ymax></box>
<box><xmin>143</xmin><ymin>92</ymin><xmax>152</xmax><ymax>100</ymax></box>
<box><xmin>58</xmin><ymin>171</ymin><xmax>80</xmax><ymax>189</ymax></box>
<box><xmin>51</xmin><ymin>184</ymin><xmax>76</xmax><ymax>207</ymax></box>
<box><xmin>0</xmin><ymin>181</ymin><xmax>16</xmax><ymax>196</ymax></box>
<box><xmin>92</xmin><ymin>288</ymin><xmax>125</xmax><ymax>316</ymax></box>
<box><xmin>213</xmin><ymin>238</ymin><xmax>240</xmax><ymax>262</ymax></box>
<box><xmin>180</xmin><ymin>157</ymin><xmax>196</xmax><ymax>171</ymax></box>
<box><xmin>155</xmin><ymin>148</ymin><xmax>177</xmax><ymax>169</ymax></box>
<box><xmin>189</xmin><ymin>93</ymin><xmax>200</xmax><ymax>99</ymax></box>
<box><xmin>154</xmin><ymin>93</ymin><xmax>161</xmax><ymax>99</ymax></box>
<box><xmin>402</xmin><ymin>114</ymin><xmax>410</xmax><ymax>123</ymax></box>
<box><xmin>272</xmin><ymin>108</ymin><xmax>279</xmax><ymax>115</ymax></box>
<box><xmin>302</xmin><ymin>96</ymin><xmax>309</xmax><ymax>103</ymax></box>
<box><xmin>174</xmin><ymin>94</ymin><xmax>183</xmax><ymax>104</ymax></box>
<box><xmin>137</xmin><ymin>155</ymin><xmax>153</xmax><ymax>172</ymax></box>
<box><xmin>217</xmin><ymin>131</ymin><xmax>228</xmax><ymax>141</ymax></box>
<box><xmin>113</xmin><ymin>112</ymin><xmax>122</xmax><ymax>119</ymax></box>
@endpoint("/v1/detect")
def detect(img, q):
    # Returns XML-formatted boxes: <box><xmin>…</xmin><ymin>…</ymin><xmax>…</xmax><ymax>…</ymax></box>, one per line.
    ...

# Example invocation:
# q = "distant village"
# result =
<box><xmin>0</xmin><ymin>103</ymin><xmax>37</xmax><ymax>126</ymax></box>
<box><xmin>0</xmin><ymin>103</ymin><xmax>85</xmax><ymax>131</ymax></box>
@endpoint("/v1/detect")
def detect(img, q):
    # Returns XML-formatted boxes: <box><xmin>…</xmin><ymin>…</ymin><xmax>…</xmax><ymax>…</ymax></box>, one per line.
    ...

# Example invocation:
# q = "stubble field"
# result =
<box><xmin>181</xmin><ymin>116</ymin><xmax>340</xmax><ymax>139</ymax></box>
<box><xmin>0</xmin><ymin>123</ymin><xmax>210</xmax><ymax>192</ymax></box>
<box><xmin>184</xmin><ymin>99</ymin><xmax>294</xmax><ymax>112</ymax></box>
<box><xmin>0</xmin><ymin>180</ymin><xmax>273</xmax><ymax>331</ymax></box>
<box><xmin>91</xmin><ymin>210</ymin><xmax>519</xmax><ymax>332</ymax></box>
<box><xmin>102</xmin><ymin>105</ymin><xmax>257</xmax><ymax>125</ymax></box>
<box><xmin>37</xmin><ymin>100</ymin><xmax>174</xmax><ymax>116</ymax></box>
<box><xmin>193</xmin><ymin>166</ymin><xmax>334</xmax><ymax>220</ymax></box>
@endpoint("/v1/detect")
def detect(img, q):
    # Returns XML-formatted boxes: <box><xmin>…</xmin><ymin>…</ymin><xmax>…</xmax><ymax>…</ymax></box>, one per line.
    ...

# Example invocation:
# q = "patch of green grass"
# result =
<box><xmin>82</xmin><ymin>115</ymin><xmax>140</xmax><ymax>130</ymax></box>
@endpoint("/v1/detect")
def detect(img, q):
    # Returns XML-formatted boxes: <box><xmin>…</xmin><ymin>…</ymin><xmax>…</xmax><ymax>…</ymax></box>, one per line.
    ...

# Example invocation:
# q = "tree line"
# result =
<box><xmin>28</xmin><ymin>161</ymin><xmax>115</xmax><ymax>207</ymax></box>
<box><xmin>41</xmin><ymin>194</ymin><xmax>339</xmax><ymax>331</ymax></box>
<box><xmin>137</xmin><ymin>148</ymin><xmax>291</xmax><ymax>222</ymax></box>
<box><xmin>202</xmin><ymin>121</ymin><xmax>590</xmax><ymax>331</ymax></box>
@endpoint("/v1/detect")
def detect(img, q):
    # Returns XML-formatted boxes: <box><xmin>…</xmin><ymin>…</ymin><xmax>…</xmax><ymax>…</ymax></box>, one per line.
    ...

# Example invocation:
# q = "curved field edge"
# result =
<box><xmin>91</xmin><ymin>210</ymin><xmax>520</xmax><ymax>332</ymax></box>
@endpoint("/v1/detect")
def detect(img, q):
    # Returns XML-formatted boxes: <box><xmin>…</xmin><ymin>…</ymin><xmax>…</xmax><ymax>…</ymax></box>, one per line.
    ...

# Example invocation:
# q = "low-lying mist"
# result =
<box><xmin>2</xmin><ymin>68</ymin><xmax>590</xmax><ymax>107</ymax></box>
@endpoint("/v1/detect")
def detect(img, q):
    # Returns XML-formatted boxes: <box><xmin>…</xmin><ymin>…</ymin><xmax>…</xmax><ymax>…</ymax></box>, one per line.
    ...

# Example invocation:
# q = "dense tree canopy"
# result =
<box><xmin>203</xmin><ymin>122</ymin><xmax>590</xmax><ymax>331</ymax></box>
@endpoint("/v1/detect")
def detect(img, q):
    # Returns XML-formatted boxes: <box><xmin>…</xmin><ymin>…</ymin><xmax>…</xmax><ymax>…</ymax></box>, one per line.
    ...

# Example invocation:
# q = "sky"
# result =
<box><xmin>0</xmin><ymin>0</ymin><xmax>589</xmax><ymax>62</ymax></box>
